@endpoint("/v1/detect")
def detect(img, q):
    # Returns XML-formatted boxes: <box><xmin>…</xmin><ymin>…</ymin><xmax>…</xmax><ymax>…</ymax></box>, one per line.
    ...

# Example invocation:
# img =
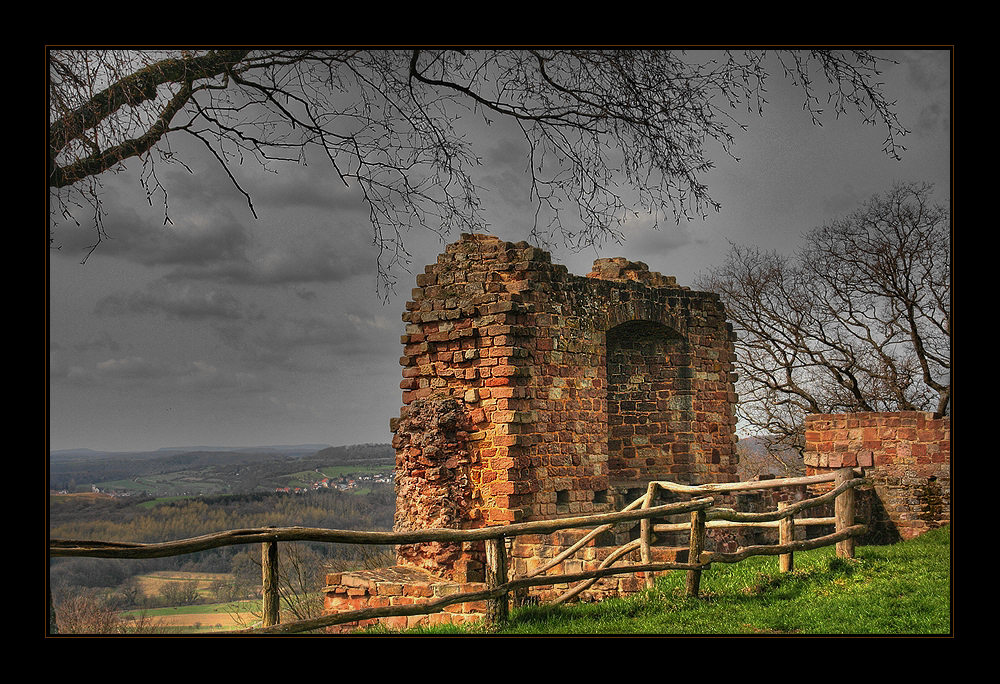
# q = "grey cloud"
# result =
<box><xmin>51</xmin><ymin>201</ymin><xmax>253</xmax><ymax>269</ymax></box>
<box><xmin>898</xmin><ymin>51</ymin><xmax>950</xmax><ymax>138</ymax></box>
<box><xmin>821</xmin><ymin>185</ymin><xmax>866</xmax><ymax>217</ymax></box>
<box><xmin>72</xmin><ymin>331</ymin><xmax>123</xmax><ymax>354</ymax></box>
<box><xmin>95</xmin><ymin>282</ymin><xmax>251</xmax><ymax>321</ymax></box>
<box><xmin>256</xmin><ymin>314</ymin><xmax>379</xmax><ymax>355</ymax></box>
<box><xmin>620</xmin><ymin>221</ymin><xmax>701</xmax><ymax>259</ymax></box>
<box><xmin>168</xmin><ymin>236</ymin><xmax>376</xmax><ymax>286</ymax></box>
<box><xmin>486</xmin><ymin>135</ymin><xmax>527</xmax><ymax>170</ymax></box>
<box><xmin>915</xmin><ymin>101</ymin><xmax>949</xmax><ymax>138</ymax></box>
<box><xmin>56</xmin><ymin>355</ymin><xmax>269</xmax><ymax>394</ymax></box>
<box><xmin>251</xmin><ymin>165</ymin><xmax>370</xmax><ymax>213</ymax></box>
<box><xmin>62</xmin><ymin>356</ymin><xmax>164</xmax><ymax>384</ymax></box>
<box><xmin>216</xmin><ymin>309</ymin><xmax>398</xmax><ymax>375</ymax></box>
<box><xmin>120</xmin><ymin>215</ymin><xmax>251</xmax><ymax>268</ymax></box>
<box><xmin>901</xmin><ymin>50</ymin><xmax>950</xmax><ymax>93</ymax></box>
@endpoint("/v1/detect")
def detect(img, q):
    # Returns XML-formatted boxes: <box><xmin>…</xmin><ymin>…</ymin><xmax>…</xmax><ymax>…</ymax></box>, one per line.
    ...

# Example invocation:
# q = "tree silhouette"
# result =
<box><xmin>48</xmin><ymin>48</ymin><xmax>909</xmax><ymax>292</ymax></box>
<box><xmin>698</xmin><ymin>182</ymin><xmax>950</xmax><ymax>457</ymax></box>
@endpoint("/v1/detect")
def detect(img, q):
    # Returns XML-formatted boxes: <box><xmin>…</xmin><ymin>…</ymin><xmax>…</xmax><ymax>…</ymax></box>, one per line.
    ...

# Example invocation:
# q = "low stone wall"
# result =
<box><xmin>803</xmin><ymin>411</ymin><xmax>950</xmax><ymax>542</ymax></box>
<box><xmin>322</xmin><ymin>566</ymin><xmax>487</xmax><ymax>633</ymax></box>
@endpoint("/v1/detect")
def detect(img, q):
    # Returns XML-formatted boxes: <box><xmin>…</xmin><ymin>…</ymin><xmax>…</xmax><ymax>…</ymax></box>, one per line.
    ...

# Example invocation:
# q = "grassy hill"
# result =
<box><xmin>371</xmin><ymin>525</ymin><xmax>952</xmax><ymax>636</ymax></box>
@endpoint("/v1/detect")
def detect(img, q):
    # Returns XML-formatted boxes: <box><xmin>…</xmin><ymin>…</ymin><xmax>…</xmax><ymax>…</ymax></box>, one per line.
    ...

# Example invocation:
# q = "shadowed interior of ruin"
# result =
<box><xmin>607</xmin><ymin>319</ymin><xmax>691</xmax><ymax>488</ymax></box>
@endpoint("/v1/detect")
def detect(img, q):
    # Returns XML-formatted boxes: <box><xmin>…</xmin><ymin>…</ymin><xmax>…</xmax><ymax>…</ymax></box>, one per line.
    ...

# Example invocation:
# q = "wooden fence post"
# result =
<box><xmin>261</xmin><ymin>539</ymin><xmax>280</xmax><ymax>627</ymax></box>
<box><xmin>834</xmin><ymin>467</ymin><xmax>856</xmax><ymax>559</ymax></box>
<box><xmin>778</xmin><ymin>501</ymin><xmax>794</xmax><ymax>572</ymax></box>
<box><xmin>485</xmin><ymin>536</ymin><xmax>508</xmax><ymax>626</ymax></box>
<box><xmin>685</xmin><ymin>508</ymin><xmax>706</xmax><ymax>597</ymax></box>
<box><xmin>640</xmin><ymin>482</ymin><xmax>656</xmax><ymax>589</ymax></box>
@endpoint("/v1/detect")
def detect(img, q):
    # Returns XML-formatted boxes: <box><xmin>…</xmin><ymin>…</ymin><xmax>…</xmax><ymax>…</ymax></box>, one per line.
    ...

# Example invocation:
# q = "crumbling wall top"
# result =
<box><xmin>587</xmin><ymin>257</ymin><xmax>686</xmax><ymax>289</ymax></box>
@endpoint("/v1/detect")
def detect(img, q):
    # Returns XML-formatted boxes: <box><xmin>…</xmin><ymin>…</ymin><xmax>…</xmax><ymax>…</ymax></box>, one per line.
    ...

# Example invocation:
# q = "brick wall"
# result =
<box><xmin>324</xmin><ymin>234</ymin><xmax>743</xmax><ymax>629</ymax></box>
<box><xmin>396</xmin><ymin>235</ymin><xmax>738</xmax><ymax>521</ymax></box>
<box><xmin>803</xmin><ymin>411</ymin><xmax>950</xmax><ymax>541</ymax></box>
<box><xmin>322</xmin><ymin>566</ymin><xmax>487</xmax><ymax>633</ymax></box>
<box><xmin>393</xmin><ymin>235</ymin><xmax>739</xmax><ymax>577</ymax></box>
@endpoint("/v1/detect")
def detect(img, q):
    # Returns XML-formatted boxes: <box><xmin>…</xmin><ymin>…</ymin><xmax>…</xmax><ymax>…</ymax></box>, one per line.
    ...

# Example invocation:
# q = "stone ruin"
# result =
<box><xmin>391</xmin><ymin>234</ymin><xmax>743</xmax><ymax>584</ymax></box>
<box><xmin>324</xmin><ymin>234</ymin><xmax>743</xmax><ymax>628</ymax></box>
<box><xmin>803</xmin><ymin>411</ymin><xmax>951</xmax><ymax>544</ymax></box>
<box><xmin>322</xmin><ymin>234</ymin><xmax>950</xmax><ymax>630</ymax></box>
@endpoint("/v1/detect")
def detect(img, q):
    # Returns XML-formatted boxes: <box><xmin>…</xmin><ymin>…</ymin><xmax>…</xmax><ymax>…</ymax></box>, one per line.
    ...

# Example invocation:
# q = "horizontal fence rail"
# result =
<box><xmin>48</xmin><ymin>468</ymin><xmax>869</xmax><ymax>635</ymax></box>
<box><xmin>48</xmin><ymin>497</ymin><xmax>714</xmax><ymax>558</ymax></box>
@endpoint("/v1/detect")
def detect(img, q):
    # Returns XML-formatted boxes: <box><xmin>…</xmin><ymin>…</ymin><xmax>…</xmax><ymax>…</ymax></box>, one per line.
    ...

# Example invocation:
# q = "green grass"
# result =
<box><xmin>136</xmin><ymin>495</ymin><xmax>193</xmax><ymax>508</ymax></box>
<box><xmin>97</xmin><ymin>475</ymin><xmax>220</xmax><ymax>496</ymax></box>
<box><xmin>283</xmin><ymin>464</ymin><xmax>391</xmax><ymax>488</ymax></box>
<box><xmin>374</xmin><ymin>526</ymin><xmax>952</xmax><ymax>636</ymax></box>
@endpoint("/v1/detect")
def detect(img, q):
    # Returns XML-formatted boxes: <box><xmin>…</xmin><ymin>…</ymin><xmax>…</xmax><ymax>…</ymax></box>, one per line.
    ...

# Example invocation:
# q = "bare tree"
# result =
<box><xmin>735</xmin><ymin>438</ymin><xmax>805</xmax><ymax>479</ymax></box>
<box><xmin>48</xmin><ymin>48</ymin><xmax>908</xmax><ymax>293</ymax></box>
<box><xmin>52</xmin><ymin>587</ymin><xmax>161</xmax><ymax>634</ymax></box>
<box><xmin>698</xmin><ymin>182</ymin><xmax>950</xmax><ymax>457</ymax></box>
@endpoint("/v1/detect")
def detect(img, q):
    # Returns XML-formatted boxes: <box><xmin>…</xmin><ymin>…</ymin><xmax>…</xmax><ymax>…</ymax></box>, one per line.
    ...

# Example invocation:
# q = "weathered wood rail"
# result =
<box><xmin>48</xmin><ymin>468</ymin><xmax>868</xmax><ymax>634</ymax></box>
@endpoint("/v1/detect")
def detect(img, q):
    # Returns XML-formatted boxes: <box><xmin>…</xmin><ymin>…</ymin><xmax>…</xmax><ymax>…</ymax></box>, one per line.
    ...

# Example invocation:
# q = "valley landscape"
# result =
<box><xmin>48</xmin><ymin>443</ymin><xmax>397</xmax><ymax>633</ymax></box>
<box><xmin>47</xmin><ymin>437</ymin><xmax>800</xmax><ymax>633</ymax></box>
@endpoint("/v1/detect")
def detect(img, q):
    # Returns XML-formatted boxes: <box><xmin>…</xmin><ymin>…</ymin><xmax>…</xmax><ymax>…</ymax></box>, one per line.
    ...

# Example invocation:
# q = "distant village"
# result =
<box><xmin>88</xmin><ymin>485</ymin><xmax>134</xmax><ymax>497</ymax></box>
<box><xmin>274</xmin><ymin>470</ymin><xmax>393</xmax><ymax>494</ymax></box>
<box><xmin>70</xmin><ymin>469</ymin><xmax>394</xmax><ymax>499</ymax></box>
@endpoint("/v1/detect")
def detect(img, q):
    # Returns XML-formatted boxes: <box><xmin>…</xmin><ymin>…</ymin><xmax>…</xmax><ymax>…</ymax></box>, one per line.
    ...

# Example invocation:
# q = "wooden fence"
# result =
<box><xmin>48</xmin><ymin>468</ymin><xmax>868</xmax><ymax>634</ymax></box>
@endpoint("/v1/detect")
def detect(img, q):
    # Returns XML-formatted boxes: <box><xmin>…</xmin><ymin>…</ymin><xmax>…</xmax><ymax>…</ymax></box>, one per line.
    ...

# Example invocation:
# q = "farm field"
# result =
<box><xmin>134</xmin><ymin>570</ymin><xmax>231</xmax><ymax>597</ymax></box>
<box><xmin>127</xmin><ymin>571</ymin><xmax>259</xmax><ymax>633</ymax></box>
<box><xmin>128</xmin><ymin>603</ymin><xmax>257</xmax><ymax>632</ymax></box>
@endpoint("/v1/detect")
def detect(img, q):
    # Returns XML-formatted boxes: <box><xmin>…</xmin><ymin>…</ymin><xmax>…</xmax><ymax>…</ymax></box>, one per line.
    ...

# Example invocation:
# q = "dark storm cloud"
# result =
<box><xmin>51</xmin><ymin>202</ymin><xmax>253</xmax><ymax>268</ymax></box>
<box><xmin>166</xmin><ymin>235</ymin><xmax>376</xmax><ymax>286</ymax></box>
<box><xmin>620</xmin><ymin>222</ymin><xmax>702</xmax><ymax>259</ymax></box>
<box><xmin>94</xmin><ymin>281</ymin><xmax>252</xmax><ymax>321</ymax></box>
<box><xmin>50</xmin><ymin>331</ymin><xmax>123</xmax><ymax>354</ymax></box>
<box><xmin>821</xmin><ymin>185</ymin><xmax>867</xmax><ymax>217</ymax></box>
<box><xmin>250</xmin><ymin>164</ymin><xmax>371</xmax><ymax>213</ymax></box>
<box><xmin>56</xmin><ymin>173</ymin><xmax>378</xmax><ymax>287</ymax></box>
<box><xmin>55</xmin><ymin>356</ymin><xmax>269</xmax><ymax>394</ymax></box>
<box><xmin>898</xmin><ymin>51</ymin><xmax>951</xmax><ymax>138</ymax></box>
<box><xmin>212</xmin><ymin>307</ymin><xmax>399</xmax><ymax>376</ymax></box>
<box><xmin>901</xmin><ymin>50</ymin><xmax>950</xmax><ymax>93</ymax></box>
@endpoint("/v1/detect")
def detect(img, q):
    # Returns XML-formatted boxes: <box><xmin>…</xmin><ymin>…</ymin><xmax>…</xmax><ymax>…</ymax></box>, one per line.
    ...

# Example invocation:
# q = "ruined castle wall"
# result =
<box><xmin>391</xmin><ymin>234</ymin><xmax>739</xmax><ymax>585</ymax></box>
<box><xmin>803</xmin><ymin>411</ymin><xmax>951</xmax><ymax>542</ymax></box>
<box><xmin>391</xmin><ymin>398</ymin><xmax>483</xmax><ymax>581</ymax></box>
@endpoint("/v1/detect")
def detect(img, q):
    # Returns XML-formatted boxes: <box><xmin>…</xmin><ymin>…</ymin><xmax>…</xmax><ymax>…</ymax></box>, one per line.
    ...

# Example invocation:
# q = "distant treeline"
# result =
<box><xmin>48</xmin><ymin>444</ymin><xmax>395</xmax><ymax>494</ymax></box>
<box><xmin>49</xmin><ymin>487</ymin><xmax>396</xmax><ymax>590</ymax></box>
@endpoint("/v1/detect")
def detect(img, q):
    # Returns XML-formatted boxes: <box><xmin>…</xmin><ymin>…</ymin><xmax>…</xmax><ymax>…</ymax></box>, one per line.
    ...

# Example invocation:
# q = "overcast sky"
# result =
<box><xmin>47</xmin><ymin>48</ymin><xmax>953</xmax><ymax>453</ymax></box>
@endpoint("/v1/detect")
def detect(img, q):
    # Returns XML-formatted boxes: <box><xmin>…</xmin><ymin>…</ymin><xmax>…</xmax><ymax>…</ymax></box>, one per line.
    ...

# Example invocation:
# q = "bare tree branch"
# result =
<box><xmin>48</xmin><ymin>48</ymin><xmax>909</xmax><ymax>293</ymax></box>
<box><xmin>698</xmin><ymin>182</ymin><xmax>950</xmax><ymax>450</ymax></box>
